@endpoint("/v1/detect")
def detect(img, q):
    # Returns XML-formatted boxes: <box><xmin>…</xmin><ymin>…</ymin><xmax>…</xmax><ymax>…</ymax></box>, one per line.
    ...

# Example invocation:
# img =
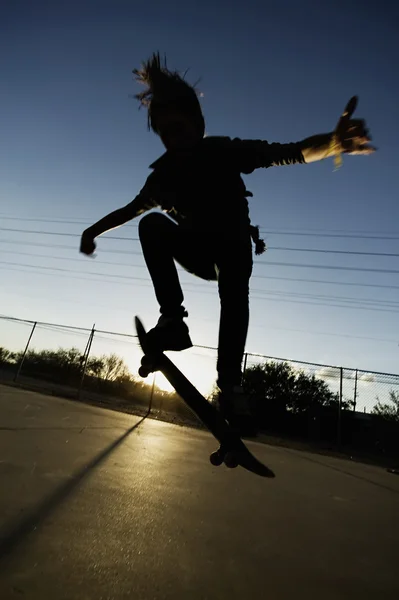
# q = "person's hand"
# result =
<box><xmin>80</xmin><ymin>230</ymin><xmax>96</xmax><ymax>256</ymax></box>
<box><xmin>333</xmin><ymin>96</ymin><xmax>376</xmax><ymax>156</ymax></box>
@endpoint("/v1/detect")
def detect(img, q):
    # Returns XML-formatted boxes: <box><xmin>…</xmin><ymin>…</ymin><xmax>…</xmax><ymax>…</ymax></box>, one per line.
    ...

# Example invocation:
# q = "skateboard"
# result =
<box><xmin>135</xmin><ymin>317</ymin><xmax>275</xmax><ymax>478</ymax></box>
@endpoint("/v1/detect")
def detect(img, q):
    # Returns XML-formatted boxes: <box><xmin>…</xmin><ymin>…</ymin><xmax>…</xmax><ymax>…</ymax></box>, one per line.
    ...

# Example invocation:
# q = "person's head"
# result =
<box><xmin>133</xmin><ymin>53</ymin><xmax>205</xmax><ymax>150</ymax></box>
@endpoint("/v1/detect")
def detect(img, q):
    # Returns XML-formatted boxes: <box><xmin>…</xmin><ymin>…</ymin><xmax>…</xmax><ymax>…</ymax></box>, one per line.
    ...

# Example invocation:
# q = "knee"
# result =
<box><xmin>138</xmin><ymin>212</ymin><xmax>173</xmax><ymax>240</ymax></box>
<box><xmin>219</xmin><ymin>280</ymin><xmax>250</xmax><ymax>308</ymax></box>
<box><xmin>218</xmin><ymin>271</ymin><xmax>250</xmax><ymax>298</ymax></box>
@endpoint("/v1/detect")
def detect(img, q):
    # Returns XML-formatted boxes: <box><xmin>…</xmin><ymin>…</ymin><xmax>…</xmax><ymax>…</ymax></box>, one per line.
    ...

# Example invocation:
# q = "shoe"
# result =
<box><xmin>145</xmin><ymin>313</ymin><xmax>193</xmax><ymax>352</ymax></box>
<box><xmin>216</xmin><ymin>385</ymin><xmax>258</xmax><ymax>438</ymax></box>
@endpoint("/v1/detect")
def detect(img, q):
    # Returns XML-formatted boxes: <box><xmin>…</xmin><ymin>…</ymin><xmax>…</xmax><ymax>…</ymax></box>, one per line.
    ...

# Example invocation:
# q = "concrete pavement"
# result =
<box><xmin>0</xmin><ymin>383</ymin><xmax>398</xmax><ymax>599</ymax></box>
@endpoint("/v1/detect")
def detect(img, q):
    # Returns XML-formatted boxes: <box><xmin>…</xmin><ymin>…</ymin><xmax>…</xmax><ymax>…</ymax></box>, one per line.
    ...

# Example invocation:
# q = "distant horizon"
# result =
<box><xmin>1</xmin><ymin>312</ymin><xmax>397</xmax><ymax>415</ymax></box>
<box><xmin>2</xmin><ymin>313</ymin><xmax>398</xmax><ymax>376</ymax></box>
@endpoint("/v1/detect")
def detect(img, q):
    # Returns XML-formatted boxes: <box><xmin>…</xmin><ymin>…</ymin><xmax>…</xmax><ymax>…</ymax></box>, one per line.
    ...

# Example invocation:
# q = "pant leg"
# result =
<box><xmin>215</xmin><ymin>235</ymin><xmax>253</xmax><ymax>390</ymax></box>
<box><xmin>139</xmin><ymin>212</ymin><xmax>253</xmax><ymax>387</ymax></box>
<box><xmin>138</xmin><ymin>212</ymin><xmax>217</xmax><ymax>317</ymax></box>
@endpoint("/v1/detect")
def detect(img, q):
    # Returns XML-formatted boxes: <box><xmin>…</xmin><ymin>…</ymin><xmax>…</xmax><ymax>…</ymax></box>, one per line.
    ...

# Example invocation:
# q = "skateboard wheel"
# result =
<box><xmin>140</xmin><ymin>355</ymin><xmax>160</xmax><ymax>374</ymax></box>
<box><xmin>210</xmin><ymin>450</ymin><xmax>224</xmax><ymax>466</ymax></box>
<box><xmin>224</xmin><ymin>452</ymin><xmax>239</xmax><ymax>469</ymax></box>
<box><xmin>138</xmin><ymin>365</ymin><xmax>151</xmax><ymax>378</ymax></box>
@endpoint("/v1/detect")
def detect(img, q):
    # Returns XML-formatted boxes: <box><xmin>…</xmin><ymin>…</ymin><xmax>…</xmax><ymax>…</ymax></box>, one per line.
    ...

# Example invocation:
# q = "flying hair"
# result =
<box><xmin>132</xmin><ymin>52</ymin><xmax>205</xmax><ymax>136</ymax></box>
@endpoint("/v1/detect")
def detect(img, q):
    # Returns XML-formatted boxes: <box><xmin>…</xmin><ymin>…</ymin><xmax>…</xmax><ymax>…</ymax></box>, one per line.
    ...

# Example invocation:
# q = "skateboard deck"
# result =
<box><xmin>135</xmin><ymin>316</ymin><xmax>275</xmax><ymax>478</ymax></box>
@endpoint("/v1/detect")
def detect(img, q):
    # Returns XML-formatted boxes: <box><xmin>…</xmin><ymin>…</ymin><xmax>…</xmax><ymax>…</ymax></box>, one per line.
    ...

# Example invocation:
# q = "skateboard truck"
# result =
<box><xmin>138</xmin><ymin>353</ymin><xmax>162</xmax><ymax>378</ymax></box>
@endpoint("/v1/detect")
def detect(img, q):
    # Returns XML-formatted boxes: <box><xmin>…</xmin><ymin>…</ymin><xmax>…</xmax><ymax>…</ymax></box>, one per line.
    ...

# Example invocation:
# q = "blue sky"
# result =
<box><xmin>1</xmin><ymin>0</ymin><xmax>399</xmax><ymax>392</ymax></box>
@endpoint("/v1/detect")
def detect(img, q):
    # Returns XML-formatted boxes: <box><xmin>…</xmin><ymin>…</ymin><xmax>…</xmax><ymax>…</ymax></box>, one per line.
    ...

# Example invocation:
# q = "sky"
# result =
<box><xmin>1</xmin><ymin>0</ymin><xmax>399</xmax><ymax>398</ymax></box>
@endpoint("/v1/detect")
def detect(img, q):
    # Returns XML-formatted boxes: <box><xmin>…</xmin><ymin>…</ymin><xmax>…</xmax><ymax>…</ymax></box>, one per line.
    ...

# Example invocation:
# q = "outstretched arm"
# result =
<box><xmin>234</xmin><ymin>96</ymin><xmax>375</xmax><ymax>172</ymax></box>
<box><xmin>80</xmin><ymin>179</ymin><xmax>156</xmax><ymax>255</ymax></box>
<box><xmin>84</xmin><ymin>202</ymin><xmax>140</xmax><ymax>238</ymax></box>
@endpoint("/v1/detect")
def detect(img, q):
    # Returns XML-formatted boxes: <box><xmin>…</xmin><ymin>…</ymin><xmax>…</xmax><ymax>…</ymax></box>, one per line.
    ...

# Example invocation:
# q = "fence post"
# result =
<box><xmin>77</xmin><ymin>325</ymin><xmax>95</xmax><ymax>400</ymax></box>
<box><xmin>353</xmin><ymin>369</ymin><xmax>358</xmax><ymax>412</ymax></box>
<box><xmin>148</xmin><ymin>372</ymin><xmax>156</xmax><ymax>415</ymax></box>
<box><xmin>82</xmin><ymin>325</ymin><xmax>94</xmax><ymax>364</ymax></box>
<box><xmin>14</xmin><ymin>321</ymin><xmax>37</xmax><ymax>382</ymax></box>
<box><xmin>242</xmin><ymin>352</ymin><xmax>248</xmax><ymax>382</ymax></box>
<box><xmin>337</xmin><ymin>367</ymin><xmax>343</xmax><ymax>450</ymax></box>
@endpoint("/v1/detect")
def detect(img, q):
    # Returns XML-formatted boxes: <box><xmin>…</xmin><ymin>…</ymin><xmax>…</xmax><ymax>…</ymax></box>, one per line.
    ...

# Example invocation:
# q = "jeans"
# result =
<box><xmin>138</xmin><ymin>212</ymin><xmax>253</xmax><ymax>389</ymax></box>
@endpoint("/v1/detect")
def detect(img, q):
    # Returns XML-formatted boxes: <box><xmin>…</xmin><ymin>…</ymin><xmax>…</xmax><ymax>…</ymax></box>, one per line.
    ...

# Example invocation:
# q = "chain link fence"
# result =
<box><xmin>243</xmin><ymin>352</ymin><xmax>399</xmax><ymax>461</ymax></box>
<box><xmin>0</xmin><ymin>316</ymin><xmax>152</xmax><ymax>416</ymax></box>
<box><xmin>0</xmin><ymin>316</ymin><xmax>217</xmax><ymax>425</ymax></box>
<box><xmin>1</xmin><ymin>315</ymin><xmax>398</xmax><ymax>462</ymax></box>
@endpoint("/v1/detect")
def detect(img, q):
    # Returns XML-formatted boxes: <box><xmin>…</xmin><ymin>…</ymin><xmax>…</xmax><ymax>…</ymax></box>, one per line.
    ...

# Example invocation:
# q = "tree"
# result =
<box><xmin>372</xmin><ymin>391</ymin><xmax>399</xmax><ymax>422</ymax></box>
<box><xmin>0</xmin><ymin>347</ymin><xmax>15</xmax><ymax>365</ymax></box>
<box><xmin>242</xmin><ymin>360</ymin><xmax>340</xmax><ymax>423</ymax></box>
<box><xmin>243</xmin><ymin>361</ymin><xmax>295</xmax><ymax>417</ymax></box>
<box><xmin>291</xmin><ymin>370</ymin><xmax>340</xmax><ymax>413</ymax></box>
<box><xmin>12</xmin><ymin>347</ymin><xmax>84</xmax><ymax>383</ymax></box>
<box><xmin>87</xmin><ymin>353</ymin><xmax>130</xmax><ymax>382</ymax></box>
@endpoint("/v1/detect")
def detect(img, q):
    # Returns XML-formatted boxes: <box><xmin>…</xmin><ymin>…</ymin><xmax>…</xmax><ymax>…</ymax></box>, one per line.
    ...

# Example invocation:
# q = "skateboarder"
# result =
<box><xmin>80</xmin><ymin>53</ymin><xmax>375</xmax><ymax>435</ymax></box>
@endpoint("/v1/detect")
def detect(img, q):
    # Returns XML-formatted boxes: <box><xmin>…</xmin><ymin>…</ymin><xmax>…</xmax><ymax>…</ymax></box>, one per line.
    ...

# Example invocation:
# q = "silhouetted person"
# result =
<box><xmin>80</xmin><ymin>53</ymin><xmax>375</xmax><ymax>435</ymax></box>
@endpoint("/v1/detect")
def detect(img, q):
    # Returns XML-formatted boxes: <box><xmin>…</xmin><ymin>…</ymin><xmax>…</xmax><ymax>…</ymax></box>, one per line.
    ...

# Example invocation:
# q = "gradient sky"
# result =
<box><xmin>1</xmin><ymin>0</ymin><xmax>399</xmax><ymax>394</ymax></box>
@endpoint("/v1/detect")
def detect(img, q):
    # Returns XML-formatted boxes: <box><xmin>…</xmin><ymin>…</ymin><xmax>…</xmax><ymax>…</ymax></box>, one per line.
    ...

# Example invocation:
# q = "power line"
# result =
<box><xmin>2</xmin><ymin>216</ymin><xmax>399</xmax><ymax>238</ymax></box>
<box><xmin>270</xmin><ymin>246</ymin><xmax>399</xmax><ymax>258</ymax></box>
<box><xmin>2</xmin><ymin>238</ymin><xmax>399</xmax><ymax>291</ymax></box>
<box><xmin>0</xmin><ymin>227</ymin><xmax>79</xmax><ymax>237</ymax></box>
<box><xmin>0</xmin><ymin>285</ymin><xmax>147</xmax><ymax>314</ymax></box>
<box><xmin>0</xmin><ymin>238</ymin><xmax>142</xmax><ymax>255</ymax></box>
<box><xmin>263</xmin><ymin>324</ymin><xmax>398</xmax><ymax>346</ymax></box>
<box><xmin>251</xmin><ymin>295</ymin><xmax>399</xmax><ymax>315</ymax></box>
<box><xmin>0</xmin><ymin>264</ymin><xmax>217</xmax><ymax>298</ymax></box>
<box><xmin>250</xmin><ymin>275</ymin><xmax>399</xmax><ymax>292</ymax></box>
<box><xmin>270</xmin><ymin>287</ymin><xmax>399</xmax><ymax>310</ymax></box>
<box><xmin>261</xmin><ymin>230</ymin><xmax>399</xmax><ymax>241</ymax></box>
<box><xmin>4</xmin><ymin>240</ymin><xmax>399</xmax><ymax>290</ymax></box>
<box><xmin>2</xmin><ymin>260</ymin><xmax>399</xmax><ymax>314</ymax></box>
<box><xmin>0</xmin><ymin>265</ymin><xmax>138</xmax><ymax>287</ymax></box>
<box><xmin>6</xmin><ymin>251</ymin><xmax>399</xmax><ymax>305</ymax></box>
<box><xmin>0</xmin><ymin>239</ymin><xmax>77</xmax><ymax>250</ymax></box>
<box><xmin>259</xmin><ymin>260</ymin><xmax>399</xmax><ymax>275</ymax></box>
<box><xmin>0</xmin><ymin>259</ymin><xmax>149</xmax><ymax>281</ymax></box>
<box><xmin>3</xmin><ymin>227</ymin><xmax>399</xmax><ymax>265</ymax></box>
<box><xmin>0</xmin><ymin>261</ymin><xmax>214</xmax><ymax>292</ymax></box>
<box><xmin>0</xmin><ymin>227</ymin><xmax>136</xmax><ymax>240</ymax></box>
<box><xmin>6</xmin><ymin>248</ymin><xmax>398</xmax><ymax>293</ymax></box>
<box><xmin>3</xmin><ymin>226</ymin><xmax>399</xmax><ymax>259</ymax></box>
<box><xmin>262</xmin><ymin>226</ymin><xmax>399</xmax><ymax>236</ymax></box>
<box><xmin>2</xmin><ymin>249</ymin><xmax>146</xmax><ymax>268</ymax></box>
<box><xmin>4</xmin><ymin>257</ymin><xmax>398</xmax><ymax>307</ymax></box>
<box><xmin>264</xmin><ymin>289</ymin><xmax>399</xmax><ymax>307</ymax></box>
<box><xmin>5</xmin><ymin>265</ymin><xmax>399</xmax><ymax>314</ymax></box>
<box><xmin>0</xmin><ymin>215</ymin><xmax>138</xmax><ymax>227</ymax></box>
<box><xmin>0</xmin><ymin>216</ymin><xmax>92</xmax><ymax>225</ymax></box>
